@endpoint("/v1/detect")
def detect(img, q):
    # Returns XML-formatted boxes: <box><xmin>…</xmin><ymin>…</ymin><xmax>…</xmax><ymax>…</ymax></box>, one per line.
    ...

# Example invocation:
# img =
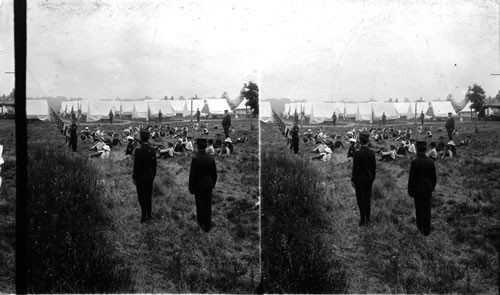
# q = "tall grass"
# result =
<box><xmin>27</xmin><ymin>145</ymin><xmax>132</xmax><ymax>293</ymax></box>
<box><xmin>261</xmin><ymin>152</ymin><xmax>348</xmax><ymax>294</ymax></box>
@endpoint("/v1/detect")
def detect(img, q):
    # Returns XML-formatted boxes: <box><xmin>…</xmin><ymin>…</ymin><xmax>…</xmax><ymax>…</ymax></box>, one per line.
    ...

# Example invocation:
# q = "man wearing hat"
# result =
<box><xmin>351</xmin><ymin>131</ymin><xmax>376</xmax><ymax>226</ymax></box>
<box><xmin>189</xmin><ymin>138</ymin><xmax>218</xmax><ymax>232</ymax></box>
<box><xmin>69</xmin><ymin>118</ymin><xmax>78</xmax><ymax>152</ymax></box>
<box><xmin>408</xmin><ymin>140</ymin><xmax>437</xmax><ymax>236</ymax></box>
<box><xmin>222</xmin><ymin>110</ymin><xmax>231</xmax><ymax>139</ymax></box>
<box><xmin>445</xmin><ymin>112</ymin><xmax>455</xmax><ymax>141</ymax></box>
<box><xmin>132</xmin><ymin>129</ymin><xmax>157</xmax><ymax>223</ymax></box>
<box><xmin>290</xmin><ymin>122</ymin><xmax>300</xmax><ymax>154</ymax></box>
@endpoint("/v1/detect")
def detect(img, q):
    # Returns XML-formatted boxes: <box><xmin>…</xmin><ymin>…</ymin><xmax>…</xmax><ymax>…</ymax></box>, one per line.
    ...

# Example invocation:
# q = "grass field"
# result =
<box><xmin>261</xmin><ymin>119</ymin><xmax>499</xmax><ymax>294</ymax></box>
<box><xmin>0</xmin><ymin>120</ymin><xmax>16</xmax><ymax>293</ymax></box>
<box><xmin>24</xmin><ymin>117</ymin><xmax>259</xmax><ymax>293</ymax></box>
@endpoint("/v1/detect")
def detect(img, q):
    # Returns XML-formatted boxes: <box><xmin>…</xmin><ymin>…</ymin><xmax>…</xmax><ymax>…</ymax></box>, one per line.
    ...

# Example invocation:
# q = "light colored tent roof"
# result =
<box><xmin>87</xmin><ymin>100</ymin><xmax>116</xmax><ymax>122</ymax></box>
<box><xmin>170</xmin><ymin>100</ymin><xmax>189</xmax><ymax>116</ymax></box>
<box><xmin>79</xmin><ymin>100</ymin><xmax>89</xmax><ymax>115</ymax></box>
<box><xmin>310</xmin><ymin>102</ymin><xmax>343</xmax><ymax>124</ymax></box>
<box><xmin>459</xmin><ymin>101</ymin><xmax>474</xmax><ymax>114</ymax></box>
<box><xmin>302</xmin><ymin>102</ymin><xmax>313</xmax><ymax>117</ymax></box>
<box><xmin>343</xmin><ymin>103</ymin><xmax>358</xmax><ymax>117</ymax></box>
<box><xmin>120</xmin><ymin>101</ymin><xmax>134</xmax><ymax>115</ymax></box>
<box><xmin>426</xmin><ymin>101</ymin><xmax>457</xmax><ymax>118</ymax></box>
<box><xmin>132</xmin><ymin>101</ymin><xmax>149</xmax><ymax>120</ymax></box>
<box><xmin>414</xmin><ymin>101</ymin><xmax>431</xmax><ymax>115</ymax></box>
<box><xmin>147</xmin><ymin>100</ymin><xmax>176</xmax><ymax>118</ymax></box>
<box><xmin>185</xmin><ymin>99</ymin><xmax>206</xmax><ymax>116</ymax></box>
<box><xmin>60</xmin><ymin>101</ymin><xmax>79</xmax><ymax>115</ymax></box>
<box><xmin>26</xmin><ymin>100</ymin><xmax>51</xmax><ymax>121</ymax></box>
<box><xmin>201</xmin><ymin>99</ymin><xmax>232</xmax><ymax>115</ymax></box>
<box><xmin>260</xmin><ymin>101</ymin><xmax>274</xmax><ymax>123</ymax></box>
<box><xmin>355</xmin><ymin>103</ymin><xmax>373</xmax><ymax>122</ymax></box>
<box><xmin>371</xmin><ymin>102</ymin><xmax>400</xmax><ymax>120</ymax></box>
<box><xmin>235</xmin><ymin>99</ymin><xmax>248</xmax><ymax>110</ymax></box>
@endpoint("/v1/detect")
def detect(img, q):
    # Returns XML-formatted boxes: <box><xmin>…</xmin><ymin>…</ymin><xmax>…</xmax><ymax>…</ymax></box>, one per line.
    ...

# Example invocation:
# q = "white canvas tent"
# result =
<box><xmin>26</xmin><ymin>100</ymin><xmax>51</xmax><ymax>121</ymax></box>
<box><xmin>147</xmin><ymin>100</ymin><xmax>176</xmax><ymax>118</ymax></box>
<box><xmin>344</xmin><ymin>103</ymin><xmax>358</xmax><ymax>118</ymax></box>
<box><xmin>87</xmin><ymin>100</ymin><xmax>116</xmax><ymax>122</ymax></box>
<box><xmin>132</xmin><ymin>101</ymin><xmax>149</xmax><ymax>120</ymax></box>
<box><xmin>459</xmin><ymin>101</ymin><xmax>474</xmax><ymax>116</ymax></box>
<box><xmin>201</xmin><ymin>99</ymin><xmax>232</xmax><ymax>116</ymax></box>
<box><xmin>413</xmin><ymin>102</ymin><xmax>431</xmax><ymax>118</ymax></box>
<box><xmin>234</xmin><ymin>99</ymin><xmax>249</xmax><ymax>116</ymax></box>
<box><xmin>186</xmin><ymin>100</ymin><xmax>206</xmax><ymax>117</ymax></box>
<box><xmin>79</xmin><ymin>100</ymin><xmax>89</xmax><ymax>115</ymax></box>
<box><xmin>355</xmin><ymin>103</ymin><xmax>373</xmax><ymax>122</ymax></box>
<box><xmin>310</xmin><ymin>102</ymin><xmax>343</xmax><ymax>124</ymax></box>
<box><xmin>394</xmin><ymin>102</ymin><xmax>414</xmax><ymax>118</ymax></box>
<box><xmin>426</xmin><ymin>101</ymin><xmax>457</xmax><ymax>118</ymax></box>
<box><xmin>120</xmin><ymin>101</ymin><xmax>134</xmax><ymax>116</ymax></box>
<box><xmin>282</xmin><ymin>103</ymin><xmax>291</xmax><ymax>117</ymax></box>
<box><xmin>260</xmin><ymin>101</ymin><xmax>274</xmax><ymax>123</ymax></box>
<box><xmin>371</xmin><ymin>102</ymin><xmax>400</xmax><ymax>120</ymax></box>
<box><xmin>302</xmin><ymin>102</ymin><xmax>313</xmax><ymax>118</ymax></box>
<box><xmin>170</xmin><ymin>100</ymin><xmax>189</xmax><ymax>117</ymax></box>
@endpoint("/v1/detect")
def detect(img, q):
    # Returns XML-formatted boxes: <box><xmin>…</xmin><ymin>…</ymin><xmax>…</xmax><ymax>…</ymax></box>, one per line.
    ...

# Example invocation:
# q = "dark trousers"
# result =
<box><xmin>355</xmin><ymin>184</ymin><xmax>372</xmax><ymax>223</ymax></box>
<box><xmin>223</xmin><ymin>126</ymin><xmax>230</xmax><ymax>139</ymax></box>
<box><xmin>69</xmin><ymin>136</ymin><xmax>77</xmax><ymax>152</ymax></box>
<box><xmin>413</xmin><ymin>193</ymin><xmax>432</xmax><ymax>235</ymax></box>
<box><xmin>291</xmin><ymin>139</ymin><xmax>299</xmax><ymax>154</ymax></box>
<box><xmin>195</xmin><ymin>189</ymin><xmax>212</xmax><ymax>232</ymax></box>
<box><xmin>136</xmin><ymin>178</ymin><xmax>154</xmax><ymax>219</ymax></box>
<box><xmin>446</xmin><ymin>128</ymin><xmax>453</xmax><ymax>141</ymax></box>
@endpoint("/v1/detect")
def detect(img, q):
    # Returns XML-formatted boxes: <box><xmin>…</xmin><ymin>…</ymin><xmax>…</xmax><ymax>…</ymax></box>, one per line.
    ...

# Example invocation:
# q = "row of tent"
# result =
<box><xmin>281</xmin><ymin>101</ymin><xmax>458</xmax><ymax>124</ymax></box>
<box><xmin>26</xmin><ymin>99</ymin><xmax>234</xmax><ymax>122</ymax></box>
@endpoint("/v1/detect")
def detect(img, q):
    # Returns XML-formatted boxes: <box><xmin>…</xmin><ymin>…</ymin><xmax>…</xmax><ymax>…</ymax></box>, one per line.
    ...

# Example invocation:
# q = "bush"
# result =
<box><xmin>27</xmin><ymin>145</ymin><xmax>132</xmax><ymax>293</ymax></box>
<box><xmin>261</xmin><ymin>153</ymin><xmax>348</xmax><ymax>293</ymax></box>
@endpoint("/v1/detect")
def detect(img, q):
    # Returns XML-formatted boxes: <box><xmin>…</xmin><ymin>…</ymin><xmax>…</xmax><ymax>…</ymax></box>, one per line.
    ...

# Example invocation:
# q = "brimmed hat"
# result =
<box><xmin>103</xmin><ymin>145</ymin><xmax>110</xmax><ymax>151</ymax></box>
<box><xmin>307</xmin><ymin>129</ymin><xmax>312</xmax><ymax>132</ymax></box>
<box><xmin>416</xmin><ymin>141</ymin><xmax>427</xmax><ymax>149</ymax></box>
<box><xmin>224</xmin><ymin>137</ymin><xmax>232</xmax><ymax>143</ymax></box>
<box><xmin>448</xmin><ymin>140</ymin><xmax>455</xmax><ymax>146</ymax></box>
<box><xmin>85</xmin><ymin>127</ymin><xmax>89</xmax><ymax>130</ymax></box>
<box><xmin>127</xmin><ymin>136</ymin><xmax>134</xmax><ymax>141</ymax></box>
<box><xmin>349</xmin><ymin>138</ymin><xmax>356</xmax><ymax>143</ymax></box>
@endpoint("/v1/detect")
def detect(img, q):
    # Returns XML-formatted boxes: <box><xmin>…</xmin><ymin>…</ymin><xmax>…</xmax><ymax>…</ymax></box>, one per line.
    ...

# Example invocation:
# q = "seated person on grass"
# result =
<box><xmin>125</xmin><ymin>136</ymin><xmax>137</xmax><ymax>156</ymax></box>
<box><xmin>174</xmin><ymin>139</ymin><xmax>184</xmax><ymax>153</ymax></box>
<box><xmin>458</xmin><ymin>135</ymin><xmax>472</xmax><ymax>147</ymax></box>
<box><xmin>407</xmin><ymin>139</ymin><xmax>416</xmax><ymax>154</ymax></box>
<box><xmin>380</xmin><ymin>145</ymin><xmax>397</xmax><ymax>161</ymax></box>
<box><xmin>312</xmin><ymin>144</ymin><xmax>332</xmax><ymax>161</ymax></box>
<box><xmin>448</xmin><ymin>141</ymin><xmax>457</xmax><ymax>157</ymax></box>
<box><xmin>205</xmin><ymin>139</ymin><xmax>215</xmax><ymax>156</ymax></box>
<box><xmin>158</xmin><ymin>142</ymin><xmax>177</xmax><ymax>159</ymax></box>
<box><xmin>347</xmin><ymin>138</ymin><xmax>357</xmax><ymax>158</ymax></box>
<box><xmin>224</xmin><ymin>138</ymin><xmax>234</xmax><ymax>153</ymax></box>
<box><xmin>185</xmin><ymin>137</ymin><xmax>194</xmax><ymax>152</ymax></box>
<box><xmin>219</xmin><ymin>142</ymin><xmax>231</xmax><ymax>157</ymax></box>
<box><xmin>425</xmin><ymin>142</ymin><xmax>438</xmax><ymax>160</ymax></box>
<box><xmin>90</xmin><ymin>144</ymin><xmax>110</xmax><ymax>159</ymax></box>
<box><xmin>396</xmin><ymin>141</ymin><xmax>407</xmax><ymax>157</ymax></box>
<box><xmin>436</xmin><ymin>136</ymin><xmax>446</xmax><ymax>152</ymax></box>
<box><xmin>441</xmin><ymin>144</ymin><xmax>453</xmax><ymax>160</ymax></box>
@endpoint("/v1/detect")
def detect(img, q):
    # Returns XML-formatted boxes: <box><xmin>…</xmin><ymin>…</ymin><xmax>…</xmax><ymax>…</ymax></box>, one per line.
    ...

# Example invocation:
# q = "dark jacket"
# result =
<box><xmin>291</xmin><ymin>126</ymin><xmax>299</xmax><ymax>142</ymax></box>
<box><xmin>408</xmin><ymin>153</ymin><xmax>437</xmax><ymax>196</ymax></box>
<box><xmin>445</xmin><ymin>117</ymin><xmax>455</xmax><ymax>130</ymax></box>
<box><xmin>133</xmin><ymin>143</ymin><xmax>157</xmax><ymax>181</ymax></box>
<box><xmin>222</xmin><ymin>114</ymin><xmax>231</xmax><ymax>127</ymax></box>
<box><xmin>351</xmin><ymin>145</ymin><xmax>376</xmax><ymax>186</ymax></box>
<box><xmin>69</xmin><ymin>123</ymin><xmax>78</xmax><ymax>138</ymax></box>
<box><xmin>189</xmin><ymin>151</ymin><xmax>217</xmax><ymax>193</ymax></box>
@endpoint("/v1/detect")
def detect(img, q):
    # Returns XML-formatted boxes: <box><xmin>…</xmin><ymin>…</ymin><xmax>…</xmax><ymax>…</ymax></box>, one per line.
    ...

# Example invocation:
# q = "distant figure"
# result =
<box><xmin>158</xmin><ymin>110</ymin><xmax>162</xmax><ymax>123</ymax></box>
<box><xmin>109</xmin><ymin>110</ymin><xmax>114</xmax><ymax>125</ymax></box>
<box><xmin>347</xmin><ymin>138</ymin><xmax>357</xmax><ymax>158</ymax></box>
<box><xmin>382</xmin><ymin>112</ymin><xmax>386</xmax><ymax>126</ymax></box>
<box><xmin>195</xmin><ymin>108</ymin><xmax>201</xmax><ymax>123</ymax></box>
<box><xmin>408</xmin><ymin>141</ymin><xmax>437</xmax><ymax>236</ymax></box>
<box><xmin>290</xmin><ymin>123</ymin><xmax>300</xmax><ymax>154</ymax></box>
<box><xmin>445</xmin><ymin>112</ymin><xmax>455</xmax><ymax>141</ymax></box>
<box><xmin>133</xmin><ymin>129</ymin><xmax>157</xmax><ymax>223</ymax></box>
<box><xmin>351</xmin><ymin>132</ymin><xmax>376</xmax><ymax>226</ymax></box>
<box><xmin>222</xmin><ymin>109</ymin><xmax>231</xmax><ymax>139</ymax></box>
<box><xmin>71</xmin><ymin>108</ymin><xmax>76</xmax><ymax>121</ymax></box>
<box><xmin>332</xmin><ymin>112</ymin><xmax>337</xmax><ymax>127</ymax></box>
<box><xmin>69</xmin><ymin>119</ymin><xmax>78</xmax><ymax>152</ymax></box>
<box><xmin>189</xmin><ymin>138</ymin><xmax>218</xmax><ymax>232</ymax></box>
<box><xmin>420</xmin><ymin>111</ymin><xmax>425</xmax><ymax>126</ymax></box>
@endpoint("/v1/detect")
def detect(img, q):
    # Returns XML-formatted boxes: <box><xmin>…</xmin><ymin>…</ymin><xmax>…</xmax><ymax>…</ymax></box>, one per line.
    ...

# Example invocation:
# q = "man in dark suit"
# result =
<box><xmin>351</xmin><ymin>131</ymin><xmax>376</xmax><ymax>226</ymax></box>
<box><xmin>445</xmin><ymin>112</ymin><xmax>455</xmax><ymax>140</ymax></box>
<box><xmin>222</xmin><ymin>110</ymin><xmax>231</xmax><ymax>139</ymax></box>
<box><xmin>290</xmin><ymin>123</ymin><xmax>299</xmax><ymax>154</ymax></box>
<box><xmin>109</xmin><ymin>109</ymin><xmax>114</xmax><ymax>125</ymax></box>
<box><xmin>332</xmin><ymin>112</ymin><xmax>337</xmax><ymax>127</ymax></box>
<box><xmin>189</xmin><ymin>138</ymin><xmax>218</xmax><ymax>232</ymax></box>
<box><xmin>408</xmin><ymin>141</ymin><xmax>437</xmax><ymax>236</ymax></box>
<box><xmin>69</xmin><ymin>119</ymin><xmax>78</xmax><ymax>152</ymax></box>
<box><xmin>382</xmin><ymin>112</ymin><xmax>386</xmax><ymax>126</ymax></box>
<box><xmin>133</xmin><ymin>129</ymin><xmax>157</xmax><ymax>223</ymax></box>
<box><xmin>420</xmin><ymin>111</ymin><xmax>425</xmax><ymax>126</ymax></box>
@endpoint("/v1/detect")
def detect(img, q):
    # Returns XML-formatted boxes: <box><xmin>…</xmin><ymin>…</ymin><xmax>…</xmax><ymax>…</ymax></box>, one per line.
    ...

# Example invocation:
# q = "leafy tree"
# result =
<box><xmin>494</xmin><ymin>90</ymin><xmax>500</xmax><ymax>103</ymax></box>
<box><xmin>465</xmin><ymin>84</ymin><xmax>486</xmax><ymax>112</ymax></box>
<box><xmin>242</xmin><ymin>81</ymin><xmax>259</xmax><ymax>117</ymax></box>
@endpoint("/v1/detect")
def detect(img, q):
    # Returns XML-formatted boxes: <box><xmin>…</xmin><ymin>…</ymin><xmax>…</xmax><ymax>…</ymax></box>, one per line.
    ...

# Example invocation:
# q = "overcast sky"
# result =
<box><xmin>17</xmin><ymin>0</ymin><xmax>500</xmax><ymax>103</ymax></box>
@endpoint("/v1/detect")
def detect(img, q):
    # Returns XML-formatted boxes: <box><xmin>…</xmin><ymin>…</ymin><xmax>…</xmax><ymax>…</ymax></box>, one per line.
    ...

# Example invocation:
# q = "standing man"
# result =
<box><xmin>445</xmin><ymin>112</ymin><xmax>455</xmax><ymax>141</ymax></box>
<box><xmin>158</xmin><ymin>109</ymin><xmax>163</xmax><ymax>124</ymax></box>
<box><xmin>132</xmin><ymin>129</ymin><xmax>157</xmax><ymax>223</ymax></box>
<box><xmin>222</xmin><ymin>109</ymin><xmax>231</xmax><ymax>139</ymax></box>
<box><xmin>189</xmin><ymin>138</ymin><xmax>217</xmax><ymax>232</ymax></box>
<box><xmin>69</xmin><ymin>119</ymin><xmax>78</xmax><ymax>152</ymax></box>
<box><xmin>351</xmin><ymin>131</ymin><xmax>376</xmax><ymax>226</ymax></box>
<box><xmin>408</xmin><ymin>141</ymin><xmax>437</xmax><ymax>236</ymax></box>
<box><xmin>332</xmin><ymin>112</ymin><xmax>337</xmax><ymax>127</ymax></box>
<box><xmin>420</xmin><ymin>111</ymin><xmax>425</xmax><ymax>126</ymax></box>
<box><xmin>195</xmin><ymin>108</ymin><xmax>201</xmax><ymax>124</ymax></box>
<box><xmin>382</xmin><ymin>112</ymin><xmax>386</xmax><ymax>126</ymax></box>
<box><xmin>109</xmin><ymin>109</ymin><xmax>114</xmax><ymax>125</ymax></box>
<box><xmin>290</xmin><ymin>122</ymin><xmax>300</xmax><ymax>154</ymax></box>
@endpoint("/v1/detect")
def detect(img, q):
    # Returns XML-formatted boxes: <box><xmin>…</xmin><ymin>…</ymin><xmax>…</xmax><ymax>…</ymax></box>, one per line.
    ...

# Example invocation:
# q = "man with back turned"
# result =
<box><xmin>408</xmin><ymin>140</ymin><xmax>437</xmax><ymax>236</ymax></box>
<box><xmin>351</xmin><ymin>131</ymin><xmax>376</xmax><ymax>226</ymax></box>
<box><xmin>133</xmin><ymin>129</ymin><xmax>157</xmax><ymax>223</ymax></box>
<box><xmin>189</xmin><ymin>138</ymin><xmax>218</xmax><ymax>232</ymax></box>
